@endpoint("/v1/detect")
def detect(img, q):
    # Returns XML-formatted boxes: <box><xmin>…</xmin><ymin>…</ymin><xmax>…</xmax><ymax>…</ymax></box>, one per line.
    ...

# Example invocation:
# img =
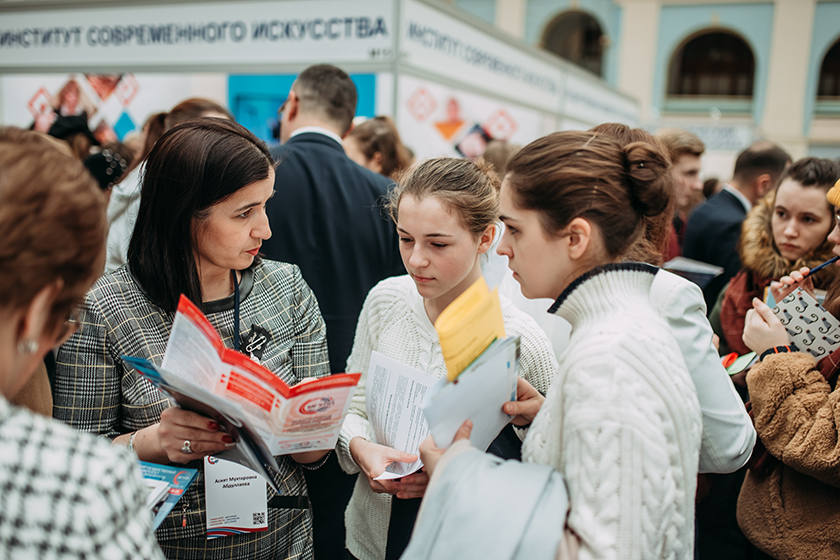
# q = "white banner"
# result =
<box><xmin>396</xmin><ymin>74</ymin><xmax>546</xmax><ymax>160</ymax></box>
<box><xmin>0</xmin><ymin>0</ymin><xmax>394</xmax><ymax>68</ymax></box>
<box><xmin>562</xmin><ymin>73</ymin><xmax>639</xmax><ymax>127</ymax></box>
<box><xmin>401</xmin><ymin>0</ymin><xmax>562</xmax><ymax>112</ymax></box>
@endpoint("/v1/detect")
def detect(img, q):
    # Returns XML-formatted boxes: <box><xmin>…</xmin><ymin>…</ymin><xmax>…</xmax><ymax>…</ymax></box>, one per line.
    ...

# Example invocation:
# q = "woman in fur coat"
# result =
<box><xmin>737</xmin><ymin>176</ymin><xmax>840</xmax><ymax>560</ymax></box>
<box><xmin>719</xmin><ymin>158</ymin><xmax>840</xmax><ymax>355</ymax></box>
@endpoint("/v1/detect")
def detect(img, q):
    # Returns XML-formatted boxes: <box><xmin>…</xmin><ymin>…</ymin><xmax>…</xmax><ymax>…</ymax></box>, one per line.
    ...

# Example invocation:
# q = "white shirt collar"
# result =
<box><xmin>723</xmin><ymin>183</ymin><xmax>752</xmax><ymax>212</ymax></box>
<box><xmin>290</xmin><ymin>126</ymin><xmax>343</xmax><ymax>146</ymax></box>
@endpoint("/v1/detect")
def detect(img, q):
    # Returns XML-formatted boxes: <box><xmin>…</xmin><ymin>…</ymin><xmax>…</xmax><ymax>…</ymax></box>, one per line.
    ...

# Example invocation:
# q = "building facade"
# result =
<box><xmin>453</xmin><ymin>0</ymin><xmax>840</xmax><ymax>174</ymax></box>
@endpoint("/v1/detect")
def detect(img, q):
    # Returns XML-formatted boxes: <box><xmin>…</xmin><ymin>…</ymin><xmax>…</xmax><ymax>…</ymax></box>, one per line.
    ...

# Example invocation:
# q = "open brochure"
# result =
<box><xmin>139</xmin><ymin>461</ymin><xmax>198</xmax><ymax>530</ymax></box>
<box><xmin>125</xmin><ymin>295</ymin><xmax>360</xmax><ymax>484</ymax></box>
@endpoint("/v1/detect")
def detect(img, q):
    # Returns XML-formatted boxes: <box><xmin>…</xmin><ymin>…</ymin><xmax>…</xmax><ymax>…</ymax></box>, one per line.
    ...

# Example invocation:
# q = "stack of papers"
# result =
<box><xmin>363</xmin><ymin>278</ymin><xmax>518</xmax><ymax>479</ymax></box>
<box><xmin>434</xmin><ymin>277</ymin><xmax>506</xmax><ymax>381</ymax></box>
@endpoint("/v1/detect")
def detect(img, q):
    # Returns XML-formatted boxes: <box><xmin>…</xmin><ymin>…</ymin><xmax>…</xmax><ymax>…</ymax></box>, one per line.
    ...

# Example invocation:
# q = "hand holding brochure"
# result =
<box><xmin>365</xmin><ymin>352</ymin><xmax>435</xmax><ymax>480</ymax></box>
<box><xmin>126</xmin><ymin>295</ymin><xmax>360</xmax><ymax>481</ymax></box>
<box><xmin>427</xmin><ymin>277</ymin><xmax>518</xmax><ymax>450</ymax></box>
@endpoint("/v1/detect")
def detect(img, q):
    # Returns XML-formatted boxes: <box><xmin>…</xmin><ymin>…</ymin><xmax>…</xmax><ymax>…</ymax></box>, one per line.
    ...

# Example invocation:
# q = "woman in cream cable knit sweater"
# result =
<box><xmin>336</xmin><ymin>157</ymin><xmax>558</xmax><ymax>560</ymax></box>
<box><xmin>412</xmin><ymin>131</ymin><xmax>703</xmax><ymax>560</ymax></box>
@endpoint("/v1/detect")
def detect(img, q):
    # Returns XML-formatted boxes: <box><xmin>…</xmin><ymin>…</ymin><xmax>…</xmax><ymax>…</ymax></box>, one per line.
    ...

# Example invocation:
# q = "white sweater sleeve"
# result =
<box><xmin>336</xmin><ymin>291</ymin><xmax>378</xmax><ymax>475</ymax></box>
<box><xmin>651</xmin><ymin>271</ymin><xmax>756</xmax><ymax>473</ymax></box>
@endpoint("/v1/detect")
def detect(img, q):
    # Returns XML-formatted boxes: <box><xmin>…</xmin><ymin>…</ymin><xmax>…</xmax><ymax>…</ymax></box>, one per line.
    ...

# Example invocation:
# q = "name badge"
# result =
<box><xmin>204</xmin><ymin>456</ymin><xmax>268</xmax><ymax>538</ymax></box>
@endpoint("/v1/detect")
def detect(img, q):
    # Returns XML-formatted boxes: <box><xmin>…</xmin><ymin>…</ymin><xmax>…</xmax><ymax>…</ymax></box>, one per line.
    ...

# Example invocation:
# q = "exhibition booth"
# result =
<box><xmin>0</xmin><ymin>0</ymin><xmax>638</xmax><ymax>157</ymax></box>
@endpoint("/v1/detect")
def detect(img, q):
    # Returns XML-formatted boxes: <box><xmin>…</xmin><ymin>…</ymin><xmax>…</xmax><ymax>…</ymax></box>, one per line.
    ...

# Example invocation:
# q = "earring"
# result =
<box><xmin>17</xmin><ymin>339</ymin><xmax>39</xmax><ymax>355</ymax></box>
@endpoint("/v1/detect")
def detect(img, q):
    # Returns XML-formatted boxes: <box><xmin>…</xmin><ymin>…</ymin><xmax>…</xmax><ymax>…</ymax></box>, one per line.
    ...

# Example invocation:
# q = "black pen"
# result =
<box><xmin>783</xmin><ymin>256</ymin><xmax>840</xmax><ymax>288</ymax></box>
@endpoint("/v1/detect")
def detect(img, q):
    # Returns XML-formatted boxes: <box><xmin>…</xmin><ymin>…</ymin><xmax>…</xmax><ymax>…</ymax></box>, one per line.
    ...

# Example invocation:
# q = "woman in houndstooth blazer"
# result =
<box><xmin>0</xmin><ymin>127</ymin><xmax>162</xmax><ymax>559</ymax></box>
<box><xmin>54</xmin><ymin>118</ymin><xmax>330</xmax><ymax>560</ymax></box>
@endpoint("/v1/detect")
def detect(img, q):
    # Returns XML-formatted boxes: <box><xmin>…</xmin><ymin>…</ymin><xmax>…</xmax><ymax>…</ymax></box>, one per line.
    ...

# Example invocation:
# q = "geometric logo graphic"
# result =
<box><xmin>406</xmin><ymin>87</ymin><xmax>437</xmax><ymax>122</ymax></box>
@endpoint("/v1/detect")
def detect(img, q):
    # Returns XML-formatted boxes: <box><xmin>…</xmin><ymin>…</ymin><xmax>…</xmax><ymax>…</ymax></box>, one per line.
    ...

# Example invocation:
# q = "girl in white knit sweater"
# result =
<box><xmin>336</xmin><ymin>157</ymin><xmax>558</xmax><ymax>560</ymax></box>
<box><xmin>413</xmin><ymin>131</ymin><xmax>703</xmax><ymax>560</ymax></box>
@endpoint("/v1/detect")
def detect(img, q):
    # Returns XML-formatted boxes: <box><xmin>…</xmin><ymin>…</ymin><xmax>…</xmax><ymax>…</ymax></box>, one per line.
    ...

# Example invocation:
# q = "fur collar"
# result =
<box><xmin>737</xmin><ymin>195</ymin><xmax>837</xmax><ymax>288</ymax></box>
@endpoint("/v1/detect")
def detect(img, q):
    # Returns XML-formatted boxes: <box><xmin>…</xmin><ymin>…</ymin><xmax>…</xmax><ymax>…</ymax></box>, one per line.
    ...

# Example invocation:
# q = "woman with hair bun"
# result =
<box><xmin>408</xmin><ymin>131</ymin><xmax>702</xmax><ymax>560</ymax></box>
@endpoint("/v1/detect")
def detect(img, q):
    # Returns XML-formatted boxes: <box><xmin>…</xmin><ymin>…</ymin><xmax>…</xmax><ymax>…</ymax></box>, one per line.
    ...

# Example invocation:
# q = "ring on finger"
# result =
<box><xmin>181</xmin><ymin>440</ymin><xmax>193</xmax><ymax>454</ymax></box>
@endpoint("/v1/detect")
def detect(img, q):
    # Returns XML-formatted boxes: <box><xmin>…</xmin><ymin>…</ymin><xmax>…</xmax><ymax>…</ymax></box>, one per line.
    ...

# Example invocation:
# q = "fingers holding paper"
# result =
<box><xmin>418</xmin><ymin>419</ymin><xmax>473</xmax><ymax>478</ymax></box>
<box><xmin>158</xmin><ymin>407</ymin><xmax>233</xmax><ymax>463</ymax></box>
<box><xmin>502</xmin><ymin>377</ymin><xmax>545</xmax><ymax>426</ymax></box>
<box><xmin>348</xmin><ymin>437</ymin><xmax>419</xmax><ymax>495</ymax></box>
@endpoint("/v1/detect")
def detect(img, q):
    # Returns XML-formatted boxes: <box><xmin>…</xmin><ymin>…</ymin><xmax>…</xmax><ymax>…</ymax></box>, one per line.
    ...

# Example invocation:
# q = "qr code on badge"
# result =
<box><xmin>253</xmin><ymin>511</ymin><xmax>266</xmax><ymax>525</ymax></box>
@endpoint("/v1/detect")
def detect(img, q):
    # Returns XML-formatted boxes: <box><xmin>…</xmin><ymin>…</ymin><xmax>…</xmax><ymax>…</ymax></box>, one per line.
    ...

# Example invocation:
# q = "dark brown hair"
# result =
<box><xmin>128</xmin><ymin>118</ymin><xmax>274</xmax><ymax>312</ymax></box>
<box><xmin>590</xmin><ymin>123</ymin><xmax>675</xmax><ymax>265</ymax></box>
<box><xmin>293</xmin><ymin>64</ymin><xmax>357</xmax><ymax>136</ymax></box>
<box><xmin>388</xmin><ymin>157</ymin><xmax>500</xmax><ymax>238</ymax></box>
<box><xmin>347</xmin><ymin>116</ymin><xmax>410</xmax><ymax>179</ymax></box>
<box><xmin>0</xmin><ymin>127</ymin><xmax>106</xmax><ymax>325</ymax></box>
<box><xmin>506</xmin><ymin>130</ymin><xmax>671</xmax><ymax>259</ymax></box>
<box><xmin>732</xmin><ymin>141</ymin><xmax>791</xmax><ymax>187</ymax></box>
<box><xmin>165</xmin><ymin>98</ymin><xmax>232</xmax><ymax>131</ymax></box>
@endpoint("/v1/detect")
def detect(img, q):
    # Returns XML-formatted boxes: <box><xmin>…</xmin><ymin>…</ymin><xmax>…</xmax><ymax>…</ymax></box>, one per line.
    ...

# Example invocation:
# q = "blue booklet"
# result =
<box><xmin>139</xmin><ymin>461</ymin><xmax>199</xmax><ymax>530</ymax></box>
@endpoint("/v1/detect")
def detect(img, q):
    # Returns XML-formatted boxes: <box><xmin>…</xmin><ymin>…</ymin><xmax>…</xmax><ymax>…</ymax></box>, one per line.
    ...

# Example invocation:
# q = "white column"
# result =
<box><xmin>762</xmin><ymin>0</ymin><xmax>816</xmax><ymax>159</ymax></box>
<box><xmin>495</xmin><ymin>0</ymin><xmax>526</xmax><ymax>40</ymax></box>
<box><xmin>615</xmin><ymin>0</ymin><xmax>660</xmax><ymax>123</ymax></box>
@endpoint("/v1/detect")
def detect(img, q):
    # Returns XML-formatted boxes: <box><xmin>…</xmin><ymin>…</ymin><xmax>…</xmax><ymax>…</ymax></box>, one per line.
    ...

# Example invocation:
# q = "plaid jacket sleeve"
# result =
<box><xmin>53</xmin><ymin>290</ymin><xmax>124</xmax><ymax>438</ymax></box>
<box><xmin>288</xmin><ymin>264</ymin><xmax>330</xmax><ymax>382</ymax></box>
<box><xmin>53</xmin><ymin>278</ymin><xmax>169</xmax><ymax>438</ymax></box>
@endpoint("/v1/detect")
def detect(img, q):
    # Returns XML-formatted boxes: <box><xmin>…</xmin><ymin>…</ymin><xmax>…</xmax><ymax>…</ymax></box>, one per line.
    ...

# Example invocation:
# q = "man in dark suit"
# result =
<box><xmin>683</xmin><ymin>141</ymin><xmax>791</xmax><ymax>309</ymax></box>
<box><xmin>262</xmin><ymin>64</ymin><xmax>404</xmax><ymax>560</ymax></box>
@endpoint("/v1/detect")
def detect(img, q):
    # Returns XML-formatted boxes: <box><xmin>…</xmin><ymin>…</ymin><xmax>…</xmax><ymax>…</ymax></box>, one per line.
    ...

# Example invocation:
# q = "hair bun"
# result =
<box><xmin>623</xmin><ymin>141</ymin><xmax>671</xmax><ymax>218</ymax></box>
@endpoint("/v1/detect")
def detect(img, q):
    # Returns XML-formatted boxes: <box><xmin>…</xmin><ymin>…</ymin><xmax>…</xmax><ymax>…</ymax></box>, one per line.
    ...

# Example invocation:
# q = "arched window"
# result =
<box><xmin>668</xmin><ymin>31</ymin><xmax>754</xmax><ymax>97</ymax></box>
<box><xmin>541</xmin><ymin>11</ymin><xmax>604</xmax><ymax>77</ymax></box>
<box><xmin>818</xmin><ymin>39</ymin><xmax>840</xmax><ymax>98</ymax></box>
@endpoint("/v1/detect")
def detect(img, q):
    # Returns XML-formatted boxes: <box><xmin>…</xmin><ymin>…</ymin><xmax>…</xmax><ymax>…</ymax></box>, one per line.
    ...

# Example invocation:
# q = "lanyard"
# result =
<box><xmin>232</xmin><ymin>269</ymin><xmax>241</xmax><ymax>352</ymax></box>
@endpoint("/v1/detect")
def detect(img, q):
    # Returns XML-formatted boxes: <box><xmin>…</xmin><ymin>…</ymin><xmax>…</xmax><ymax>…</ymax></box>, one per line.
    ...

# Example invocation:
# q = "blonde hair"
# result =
<box><xmin>388</xmin><ymin>157</ymin><xmax>500</xmax><ymax>237</ymax></box>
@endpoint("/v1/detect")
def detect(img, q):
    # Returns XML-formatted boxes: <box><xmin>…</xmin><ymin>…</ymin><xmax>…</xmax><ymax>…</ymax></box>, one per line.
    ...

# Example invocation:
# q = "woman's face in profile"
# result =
<box><xmin>193</xmin><ymin>169</ymin><xmax>275</xmax><ymax>277</ymax></box>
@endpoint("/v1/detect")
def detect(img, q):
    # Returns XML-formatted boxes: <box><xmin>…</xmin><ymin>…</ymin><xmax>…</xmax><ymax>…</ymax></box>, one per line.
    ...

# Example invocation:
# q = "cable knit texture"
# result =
<box><xmin>523</xmin><ymin>263</ymin><xmax>701</xmax><ymax>560</ymax></box>
<box><xmin>337</xmin><ymin>275</ymin><xmax>559</xmax><ymax>560</ymax></box>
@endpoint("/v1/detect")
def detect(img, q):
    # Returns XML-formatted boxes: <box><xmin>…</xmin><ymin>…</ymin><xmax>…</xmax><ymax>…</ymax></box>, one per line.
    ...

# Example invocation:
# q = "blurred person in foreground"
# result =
<box><xmin>656</xmin><ymin>127</ymin><xmax>705</xmax><ymax>260</ymax></box>
<box><xmin>684</xmin><ymin>142</ymin><xmax>792</xmax><ymax>309</ymax></box>
<box><xmin>0</xmin><ymin>126</ymin><xmax>162</xmax><ymax>559</ymax></box>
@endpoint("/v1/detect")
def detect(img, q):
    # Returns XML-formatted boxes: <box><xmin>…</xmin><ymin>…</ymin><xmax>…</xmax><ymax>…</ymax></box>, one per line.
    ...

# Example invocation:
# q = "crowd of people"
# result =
<box><xmin>1</xmin><ymin>62</ymin><xmax>839</xmax><ymax>560</ymax></box>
